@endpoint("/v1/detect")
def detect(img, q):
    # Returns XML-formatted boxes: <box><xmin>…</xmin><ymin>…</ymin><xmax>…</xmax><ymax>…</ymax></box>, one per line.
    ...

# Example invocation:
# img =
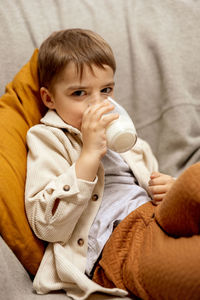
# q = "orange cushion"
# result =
<box><xmin>0</xmin><ymin>49</ymin><xmax>47</xmax><ymax>275</ymax></box>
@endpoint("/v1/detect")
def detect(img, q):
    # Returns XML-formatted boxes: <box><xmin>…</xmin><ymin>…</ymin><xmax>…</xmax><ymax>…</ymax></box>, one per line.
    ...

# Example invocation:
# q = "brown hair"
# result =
<box><xmin>38</xmin><ymin>28</ymin><xmax>116</xmax><ymax>91</ymax></box>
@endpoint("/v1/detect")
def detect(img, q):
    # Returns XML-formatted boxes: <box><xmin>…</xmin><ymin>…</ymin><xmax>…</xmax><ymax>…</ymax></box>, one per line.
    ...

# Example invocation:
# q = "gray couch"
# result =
<box><xmin>0</xmin><ymin>1</ymin><xmax>200</xmax><ymax>299</ymax></box>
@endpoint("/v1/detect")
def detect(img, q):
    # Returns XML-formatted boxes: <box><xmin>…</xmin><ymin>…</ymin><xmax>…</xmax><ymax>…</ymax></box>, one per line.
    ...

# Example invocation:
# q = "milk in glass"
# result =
<box><xmin>106</xmin><ymin>97</ymin><xmax>137</xmax><ymax>153</ymax></box>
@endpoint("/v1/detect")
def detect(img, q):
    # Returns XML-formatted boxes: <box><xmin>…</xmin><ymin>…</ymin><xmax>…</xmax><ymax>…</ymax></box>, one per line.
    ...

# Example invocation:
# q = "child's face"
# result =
<box><xmin>41</xmin><ymin>62</ymin><xmax>115</xmax><ymax>130</ymax></box>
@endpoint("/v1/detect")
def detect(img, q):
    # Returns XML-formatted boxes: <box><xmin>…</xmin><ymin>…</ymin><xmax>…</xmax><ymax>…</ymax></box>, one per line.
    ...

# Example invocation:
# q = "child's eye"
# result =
<box><xmin>101</xmin><ymin>87</ymin><xmax>113</xmax><ymax>94</ymax></box>
<box><xmin>72</xmin><ymin>90</ymin><xmax>86</xmax><ymax>97</ymax></box>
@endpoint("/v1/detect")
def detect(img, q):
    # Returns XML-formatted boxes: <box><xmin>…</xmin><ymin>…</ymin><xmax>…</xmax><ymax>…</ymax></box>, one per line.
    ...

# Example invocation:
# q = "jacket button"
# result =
<box><xmin>63</xmin><ymin>185</ymin><xmax>70</xmax><ymax>191</ymax></box>
<box><xmin>46</xmin><ymin>188</ymin><xmax>54</xmax><ymax>194</ymax></box>
<box><xmin>77</xmin><ymin>238</ymin><xmax>84</xmax><ymax>246</ymax></box>
<box><xmin>92</xmin><ymin>194</ymin><xmax>98</xmax><ymax>201</ymax></box>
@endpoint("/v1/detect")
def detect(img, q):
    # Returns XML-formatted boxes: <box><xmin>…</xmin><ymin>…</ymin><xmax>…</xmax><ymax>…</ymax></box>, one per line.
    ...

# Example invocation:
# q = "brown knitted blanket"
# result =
<box><xmin>93</xmin><ymin>162</ymin><xmax>200</xmax><ymax>299</ymax></box>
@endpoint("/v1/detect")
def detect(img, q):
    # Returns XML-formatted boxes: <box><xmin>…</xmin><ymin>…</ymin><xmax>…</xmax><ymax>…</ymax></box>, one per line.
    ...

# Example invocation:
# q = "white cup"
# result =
<box><xmin>106</xmin><ymin>97</ymin><xmax>137</xmax><ymax>153</ymax></box>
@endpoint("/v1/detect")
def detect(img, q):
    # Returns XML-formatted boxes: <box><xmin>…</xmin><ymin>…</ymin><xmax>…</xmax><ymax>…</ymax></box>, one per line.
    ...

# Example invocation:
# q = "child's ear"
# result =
<box><xmin>40</xmin><ymin>87</ymin><xmax>55</xmax><ymax>109</ymax></box>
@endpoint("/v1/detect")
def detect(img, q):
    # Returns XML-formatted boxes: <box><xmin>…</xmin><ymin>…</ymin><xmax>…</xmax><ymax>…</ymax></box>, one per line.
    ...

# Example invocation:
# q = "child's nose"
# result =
<box><xmin>88</xmin><ymin>94</ymin><xmax>107</xmax><ymax>105</ymax></box>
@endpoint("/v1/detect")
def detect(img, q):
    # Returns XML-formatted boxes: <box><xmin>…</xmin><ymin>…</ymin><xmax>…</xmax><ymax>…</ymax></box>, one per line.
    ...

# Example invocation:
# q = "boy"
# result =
<box><xmin>25</xmin><ymin>29</ymin><xmax>175</xmax><ymax>299</ymax></box>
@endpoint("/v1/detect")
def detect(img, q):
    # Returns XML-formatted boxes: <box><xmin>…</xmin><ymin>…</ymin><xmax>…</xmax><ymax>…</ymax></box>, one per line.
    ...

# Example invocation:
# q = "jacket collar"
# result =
<box><xmin>40</xmin><ymin>109</ymin><xmax>81</xmax><ymax>136</ymax></box>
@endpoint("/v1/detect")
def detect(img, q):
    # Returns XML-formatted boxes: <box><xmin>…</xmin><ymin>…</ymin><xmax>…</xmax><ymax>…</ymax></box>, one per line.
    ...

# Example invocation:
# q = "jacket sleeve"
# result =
<box><xmin>121</xmin><ymin>137</ymin><xmax>159</xmax><ymax>192</ymax></box>
<box><xmin>25</xmin><ymin>125</ymin><xmax>97</xmax><ymax>244</ymax></box>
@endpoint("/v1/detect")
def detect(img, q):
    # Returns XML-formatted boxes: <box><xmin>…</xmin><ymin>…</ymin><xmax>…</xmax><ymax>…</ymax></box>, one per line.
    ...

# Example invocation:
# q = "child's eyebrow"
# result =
<box><xmin>67</xmin><ymin>85</ymin><xmax>87</xmax><ymax>91</ymax></box>
<box><xmin>104</xmin><ymin>81</ymin><xmax>115</xmax><ymax>87</ymax></box>
<box><xmin>67</xmin><ymin>81</ymin><xmax>115</xmax><ymax>91</ymax></box>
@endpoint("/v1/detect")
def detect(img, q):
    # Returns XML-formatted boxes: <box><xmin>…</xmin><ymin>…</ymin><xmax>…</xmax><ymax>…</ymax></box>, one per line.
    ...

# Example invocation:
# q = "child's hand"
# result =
<box><xmin>81</xmin><ymin>100</ymin><xmax>118</xmax><ymax>159</ymax></box>
<box><xmin>148</xmin><ymin>172</ymin><xmax>175</xmax><ymax>205</ymax></box>
<box><xmin>75</xmin><ymin>100</ymin><xmax>118</xmax><ymax>182</ymax></box>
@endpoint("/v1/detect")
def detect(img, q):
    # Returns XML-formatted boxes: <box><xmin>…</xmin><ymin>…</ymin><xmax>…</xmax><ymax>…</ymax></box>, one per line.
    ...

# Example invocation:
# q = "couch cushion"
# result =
<box><xmin>0</xmin><ymin>49</ymin><xmax>47</xmax><ymax>275</ymax></box>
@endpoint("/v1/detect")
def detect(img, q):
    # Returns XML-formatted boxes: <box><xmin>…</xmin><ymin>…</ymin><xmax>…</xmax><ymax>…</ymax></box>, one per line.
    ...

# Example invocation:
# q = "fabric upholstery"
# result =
<box><xmin>0</xmin><ymin>235</ymin><xmax>66</xmax><ymax>300</ymax></box>
<box><xmin>0</xmin><ymin>49</ymin><xmax>46</xmax><ymax>275</ymax></box>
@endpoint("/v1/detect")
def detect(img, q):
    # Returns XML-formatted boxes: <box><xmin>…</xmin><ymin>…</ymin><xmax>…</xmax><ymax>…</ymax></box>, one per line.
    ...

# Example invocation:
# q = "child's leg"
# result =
<box><xmin>92</xmin><ymin>201</ymin><xmax>156</xmax><ymax>299</ymax></box>
<box><xmin>133</xmin><ymin>220</ymin><xmax>200</xmax><ymax>300</ymax></box>
<box><xmin>155</xmin><ymin>162</ymin><xmax>200</xmax><ymax>236</ymax></box>
<box><xmin>92</xmin><ymin>163</ymin><xmax>200</xmax><ymax>299</ymax></box>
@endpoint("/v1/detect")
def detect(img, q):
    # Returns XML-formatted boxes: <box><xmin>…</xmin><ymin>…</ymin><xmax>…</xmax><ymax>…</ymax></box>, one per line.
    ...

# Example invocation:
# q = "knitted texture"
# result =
<box><xmin>93</xmin><ymin>163</ymin><xmax>200</xmax><ymax>299</ymax></box>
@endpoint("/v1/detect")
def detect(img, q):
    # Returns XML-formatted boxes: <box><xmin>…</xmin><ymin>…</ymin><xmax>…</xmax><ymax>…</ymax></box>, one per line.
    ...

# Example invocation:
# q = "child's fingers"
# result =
<box><xmin>84</xmin><ymin>101</ymin><xmax>119</xmax><ymax>128</ymax></box>
<box><xmin>152</xmin><ymin>193</ymin><xmax>166</xmax><ymax>201</ymax></box>
<box><xmin>149</xmin><ymin>184</ymin><xmax>168</xmax><ymax>195</ymax></box>
<box><xmin>102</xmin><ymin>112</ymin><xmax>119</xmax><ymax>127</ymax></box>
<box><xmin>85</xmin><ymin>101</ymin><xmax>114</xmax><ymax>119</ymax></box>
<box><xmin>149</xmin><ymin>173</ymin><xmax>175</xmax><ymax>204</ymax></box>
<box><xmin>150</xmin><ymin>172</ymin><xmax>161</xmax><ymax>179</ymax></box>
<box><xmin>152</xmin><ymin>193</ymin><xmax>166</xmax><ymax>205</ymax></box>
<box><xmin>149</xmin><ymin>178</ymin><xmax>166</xmax><ymax>186</ymax></box>
<box><xmin>149</xmin><ymin>174</ymin><xmax>173</xmax><ymax>186</ymax></box>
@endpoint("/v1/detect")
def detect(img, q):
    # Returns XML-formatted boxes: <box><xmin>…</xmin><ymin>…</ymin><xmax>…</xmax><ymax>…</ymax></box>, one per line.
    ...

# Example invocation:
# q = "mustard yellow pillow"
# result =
<box><xmin>0</xmin><ymin>49</ymin><xmax>47</xmax><ymax>275</ymax></box>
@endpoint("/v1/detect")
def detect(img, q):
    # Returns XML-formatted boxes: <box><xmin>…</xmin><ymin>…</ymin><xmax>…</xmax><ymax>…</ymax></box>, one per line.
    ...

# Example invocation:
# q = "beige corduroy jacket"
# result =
<box><xmin>25</xmin><ymin>109</ymin><xmax>158</xmax><ymax>300</ymax></box>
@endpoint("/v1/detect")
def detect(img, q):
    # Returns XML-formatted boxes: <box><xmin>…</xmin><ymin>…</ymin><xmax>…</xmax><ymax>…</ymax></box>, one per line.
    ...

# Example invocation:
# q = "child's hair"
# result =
<box><xmin>38</xmin><ymin>28</ymin><xmax>116</xmax><ymax>91</ymax></box>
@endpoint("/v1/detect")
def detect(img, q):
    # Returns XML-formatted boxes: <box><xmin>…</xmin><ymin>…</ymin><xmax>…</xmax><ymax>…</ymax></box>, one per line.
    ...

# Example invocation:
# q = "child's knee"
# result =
<box><xmin>155</xmin><ymin>162</ymin><xmax>200</xmax><ymax>237</ymax></box>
